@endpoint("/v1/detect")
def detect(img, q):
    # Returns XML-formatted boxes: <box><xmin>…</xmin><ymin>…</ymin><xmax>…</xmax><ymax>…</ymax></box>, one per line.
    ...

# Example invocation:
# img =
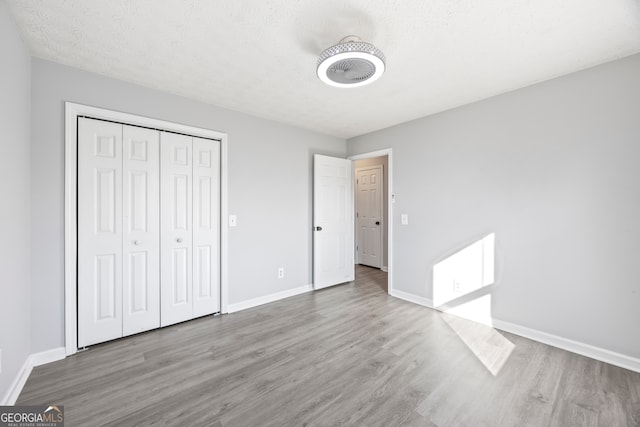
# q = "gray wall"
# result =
<box><xmin>348</xmin><ymin>53</ymin><xmax>640</xmax><ymax>358</ymax></box>
<box><xmin>353</xmin><ymin>156</ymin><xmax>388</xmax><ymax>267</ymax></box>
<box><xmin>30</xmin><ymin>59</ymin><xmax>345</xmax><ymax>353</ymax></box>
<box><xmin>0</xmin><ymin>1</ymin><xmax>31</xmax><ymax>401</ymax></box>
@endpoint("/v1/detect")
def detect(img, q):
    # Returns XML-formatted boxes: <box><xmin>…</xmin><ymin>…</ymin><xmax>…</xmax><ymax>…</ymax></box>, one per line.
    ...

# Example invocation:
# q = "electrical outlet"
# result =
<box><xmin>278</xmin><ymin>267</ymin><xmax>284</xmax><ymax>279</ymax></box>
<box><xmin>0</xmin><ymin>348</ymin><xmax>2</xmax><ymax>374</ymax></box>
<box><xmin>454</xmin><ymin>280</ymin><xmax>461</xmax><ymax>292</ymax></box>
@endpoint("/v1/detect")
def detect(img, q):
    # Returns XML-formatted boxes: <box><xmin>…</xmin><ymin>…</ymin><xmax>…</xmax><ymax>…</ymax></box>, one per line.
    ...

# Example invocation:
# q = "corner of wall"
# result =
<box><xmin>0</xmin><ymin>348</ymin><xmax>66</xmax><ymax>405</ymax></box>
<box><xmin>0</xmin><ymin>0</ymin><xmax>34</xmax><ymax>405</ymax></box>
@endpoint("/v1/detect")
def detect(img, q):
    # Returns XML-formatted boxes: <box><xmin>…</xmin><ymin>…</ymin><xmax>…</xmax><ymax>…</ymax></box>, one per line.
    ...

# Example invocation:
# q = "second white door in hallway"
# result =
<box><xmin>356</xmin><ymin>165</ymin><xmax>383</xmax><ymax>268</ymax></box>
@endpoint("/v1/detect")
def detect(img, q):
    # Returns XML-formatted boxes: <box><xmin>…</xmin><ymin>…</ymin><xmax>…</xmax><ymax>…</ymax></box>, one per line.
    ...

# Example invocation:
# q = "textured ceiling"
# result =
<box><xmin>6</xmin><ymin>0</ymin><xmax>640</xmax><ymax>139</ymax></box>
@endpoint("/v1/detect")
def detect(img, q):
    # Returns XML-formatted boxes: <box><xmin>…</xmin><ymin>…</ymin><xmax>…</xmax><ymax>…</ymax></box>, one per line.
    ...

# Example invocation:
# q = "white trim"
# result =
<box><xmin>1</xmin><ymin>347</ymin><xmax>66</xmax><ymax>405</ymax></box>
<box><xmin>390</xmin><ymin>288</ymin><xmax>640</xmax><ymax>373</ymax></box>
<box><xmin>1</xmin><ymin>358</ymin><xmax>31</xmax><ymax>405</ymax></box>
<box><xmin>390</xmin><ymin>289</ymin><xmax>434</xmax><ymax>308</ymax></box>
<box><xmin>381</xmin><ymin>266</ymin><xmax>388</xmax><ymax>272</ymax></box>
<box><xmin>220</xmin><ymin>133</ymin><xmax>229</xmax><ymax>314</ymax></box>
<box><xmin>64</xmin><ymin>102</ymin><xmax>229</xmax><ymax>354</ymax></box>
<box><xmin>491</xmin><ymin>319</ymin><xmax>640</xmax><ymax>373</ymax></box>
<box><xmin>64</xmin><ymin>104</ymin><xmax>78</xmax><ymax>356</ymax></box>
<box><xmin>30</xmin><ymin>347</ymin><xmax>66</xmax><ymax>367</ymax></box>
<box><xmin>348</xmin><ymin>149</ymin><xmax>393</xmax><ymax>295</ymax></box>
<box><xmin>227</xmin><ymin>285</ymin><xmax>313</xmax><ymax>313</ymax></box>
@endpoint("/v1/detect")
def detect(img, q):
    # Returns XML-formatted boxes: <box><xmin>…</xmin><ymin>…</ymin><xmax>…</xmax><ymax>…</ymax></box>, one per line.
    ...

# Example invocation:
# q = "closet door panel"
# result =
<box><xmin>193</xmin><ymin>138</ymin><xmax>220</xmax><ymax>316</ymax></box>
<box><xmin>78</xmin><ymin>118</ymin><xmax>123</xmax><ymax>347</ymax></box>
<box><xmin>122</xmin><ymin>125</ymin><xmax>160</xmax><ymax>336</ymax></box>
<box><xmin>161</xmin><ymin>133</ymin><xmax>194</xmax><ymax>326</ymax></box>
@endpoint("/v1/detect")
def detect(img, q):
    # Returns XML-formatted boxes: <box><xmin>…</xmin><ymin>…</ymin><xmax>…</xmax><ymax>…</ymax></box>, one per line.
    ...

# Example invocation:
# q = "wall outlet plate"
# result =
<box><xmin>278</xmin><ymin>267</ymin><xmax>284</xmax><ymax>278</ymax></box>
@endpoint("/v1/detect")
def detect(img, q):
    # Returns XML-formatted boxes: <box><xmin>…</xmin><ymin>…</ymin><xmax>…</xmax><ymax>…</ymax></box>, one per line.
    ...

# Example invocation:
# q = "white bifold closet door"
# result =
<box><xmin>78</xmin><ymin>118</ymin><xmax>160</xmax><ymax>347</ymax></box>
<box><xmin>160</xmin><ymin>132</ymin><xmax>193</xmax><ymax>326</ymax></box>
<box><xmin>78</xmin><ymin>117</ymin><xmax>219</xmax><ymax>347</ymax></box>
<box><xmin>160</xmin><ymin>132</ymin><xmax>220</xmax><ymax>326</ymax></box>
<box><xmin>78</xmin><ymin>118</ymin><xmax>125</xmax><ymax>347</ymax></box>
<box><xmin>122</xmin><ymin>125</ymin><xmax>161</xmax><ymax>336</ymax></box>
<box><xmin>192</xmin><ymin>137</ymin><xmax>220</xmax><ymax>318</ymax></box>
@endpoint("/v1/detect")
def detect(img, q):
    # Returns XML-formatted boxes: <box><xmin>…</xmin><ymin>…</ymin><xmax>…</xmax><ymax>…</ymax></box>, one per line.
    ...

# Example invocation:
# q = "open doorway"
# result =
<box><xmin>349</xmin><ymin>150</ymin><xmax>392</xmax><ymax>294</ymax></box>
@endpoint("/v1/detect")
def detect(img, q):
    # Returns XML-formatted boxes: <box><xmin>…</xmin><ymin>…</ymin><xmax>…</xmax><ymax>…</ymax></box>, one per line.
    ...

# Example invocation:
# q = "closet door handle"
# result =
<box><xmin>134</xmin><ymin>240</ymin><xmax>142</xmax><ymax>246</ymax></box>
<box><xmin>176</xmin><ymin>238</ymin><xmax>183</xmax><ymax>243</ymax></box>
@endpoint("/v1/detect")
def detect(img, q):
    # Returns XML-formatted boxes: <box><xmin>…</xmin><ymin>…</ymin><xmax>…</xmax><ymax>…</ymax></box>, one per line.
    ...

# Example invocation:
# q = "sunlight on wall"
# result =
<box><xmin>432</xmin><ymin>233</ymin><xmax>513</xmax><ymax>375</ymax></box>
<box><xmin>433</xmin><ymin>233</ymin><xmax>495</xmax><ymax>309</ymax></box>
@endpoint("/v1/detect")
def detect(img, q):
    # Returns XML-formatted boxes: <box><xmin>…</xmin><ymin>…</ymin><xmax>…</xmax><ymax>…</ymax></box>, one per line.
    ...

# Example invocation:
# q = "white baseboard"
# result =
<box><xmin>1</xmin><ymin>347</ymin><xmax>66</xmax><ymax>405</ymax></box>
<box><xmin>30</xmin><ymin>347</ymin><xmax>66</xmax><ymax>367</ymax></box>
<box><xmin>1</xmin><ymin>358</ymin><xmax>32</xmax><ymax>406</ymax></box>
<box><xmin>390</xmin><ymin>290</ymin><xmax>640</xmax><ymax>373</ymax></box>
<box><xmin>491</xmin><ymin>319</ymin><xmax>640</xmax><ymax>373</ymax></box>
<box><xmin>227</xmin><ymin>284</ymin><xmax>313</xmax><ymax>313</ymax></box>
<box><xmin>381</xmin><ymin>266</ymin><xmax>389</xmax><ymax>272</ymax></box>
<box><xmin>390</xmin><ymin>289</ymin><xmax>433</xmax><ymax>308</ymax></box>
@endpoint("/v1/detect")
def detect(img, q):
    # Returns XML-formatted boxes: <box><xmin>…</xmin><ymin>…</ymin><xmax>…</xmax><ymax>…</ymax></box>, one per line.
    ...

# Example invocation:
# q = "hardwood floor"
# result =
<box><xmin>18</xmin><ymin>265</ymin><xmax>640</xmax><ymax>426</ymax></box>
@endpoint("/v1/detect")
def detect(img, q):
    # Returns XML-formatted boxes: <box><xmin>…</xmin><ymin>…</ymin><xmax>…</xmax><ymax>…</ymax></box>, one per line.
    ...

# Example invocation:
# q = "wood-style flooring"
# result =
<box><xmin>18</xmin><ymin>266</ymin><xmax>640</xmax><ymax>426</ymax></box>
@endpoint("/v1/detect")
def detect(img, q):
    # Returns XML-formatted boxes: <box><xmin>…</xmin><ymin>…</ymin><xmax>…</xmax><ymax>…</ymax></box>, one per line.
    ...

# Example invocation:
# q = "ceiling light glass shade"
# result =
<box><xmin>316</xmin><ymin>36</ymin><xmax>386</xmax><ymax>88</ymax></box>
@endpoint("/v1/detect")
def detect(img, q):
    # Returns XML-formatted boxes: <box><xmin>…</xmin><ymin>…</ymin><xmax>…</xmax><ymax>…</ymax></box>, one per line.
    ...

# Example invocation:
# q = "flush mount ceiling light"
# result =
<box><xmin>316</xmin><ymin>35</ymin><xmax>386</xmax><ymax>88</ymax></box>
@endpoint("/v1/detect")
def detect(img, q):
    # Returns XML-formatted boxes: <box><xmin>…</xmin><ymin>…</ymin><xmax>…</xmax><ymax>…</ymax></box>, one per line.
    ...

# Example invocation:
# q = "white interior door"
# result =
<box><xmin>78</xmin><ymin>118</ymin><xmax>123</xmax><ymax>347</ymax></box>
<box><xmin>122</xmin><ymin>125</ymin><xmax>160</xmax><ymax>336</ymax></box>
<box><xmin>160</xmin><ymin>132</ymin><xmax>194</xmax><ymax>326</ymax></box>
<box><xmin>313</xmin><ymin>154</ymin><xmax>354</xmax><ymax>289</ymax></box>
<box><xmin>192</xmin><ymin>137</ymin><xmax>221</xmax><ymax>316</ymax></box>
<box><xmin>356</xmin><ymin>166</ymin><xmax>383</xmax><ymax>268</ymax></box>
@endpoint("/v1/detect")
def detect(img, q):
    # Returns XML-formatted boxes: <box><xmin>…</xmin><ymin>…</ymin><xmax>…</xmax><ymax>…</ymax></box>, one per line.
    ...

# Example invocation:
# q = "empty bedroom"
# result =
<box><xmin>1</xmin><ymin>0</ymin><xmax>639</xmax><ymax>425</ymax></box>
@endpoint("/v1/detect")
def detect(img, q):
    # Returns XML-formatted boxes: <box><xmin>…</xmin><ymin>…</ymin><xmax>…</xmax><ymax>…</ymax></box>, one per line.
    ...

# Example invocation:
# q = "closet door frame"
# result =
<box><xmin>64</xmin><ymin>102</ymin><xmax>229</xmax><ymax>356</ymax></box>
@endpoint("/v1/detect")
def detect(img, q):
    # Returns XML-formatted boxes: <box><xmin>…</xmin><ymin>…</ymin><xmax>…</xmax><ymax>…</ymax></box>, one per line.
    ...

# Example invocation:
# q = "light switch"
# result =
<box><xmin>401</xmin><ymin>214</ymin><xmax>409</xmax><ymax>225</ymax></box>
<box><xmin>229</xmin><ymin>214</ymin><xmax>237</xmax><ymax>227</ymax></box>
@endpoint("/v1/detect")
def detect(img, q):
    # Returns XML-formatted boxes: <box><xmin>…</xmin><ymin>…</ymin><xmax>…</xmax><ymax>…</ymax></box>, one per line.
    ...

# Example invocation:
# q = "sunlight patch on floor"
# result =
<box><xmin>442</xmin><ymin>309</ymin><xmax>515</xmax><ymax>376</ymax></box>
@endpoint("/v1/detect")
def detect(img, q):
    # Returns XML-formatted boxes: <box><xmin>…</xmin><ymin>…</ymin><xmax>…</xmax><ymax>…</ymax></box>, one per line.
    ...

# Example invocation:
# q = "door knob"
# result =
<box><xmin>176</xmin><ymin>238</ymin><xmax>183</xmax><ymax>243</ymax></box>
<box><xmin>375</xmin><ymin>221</ymin><xmax>380</xmax><ymax>225</ymax></box>
<box><xmin>134</xmin><ymin>240</ymin><xmax>142</xmax><ymax>245</ymax></box>
<box><xmin>315</xmin><ymin>226</ymin><xmax>323</xmax><ymax>231</ymax></box>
